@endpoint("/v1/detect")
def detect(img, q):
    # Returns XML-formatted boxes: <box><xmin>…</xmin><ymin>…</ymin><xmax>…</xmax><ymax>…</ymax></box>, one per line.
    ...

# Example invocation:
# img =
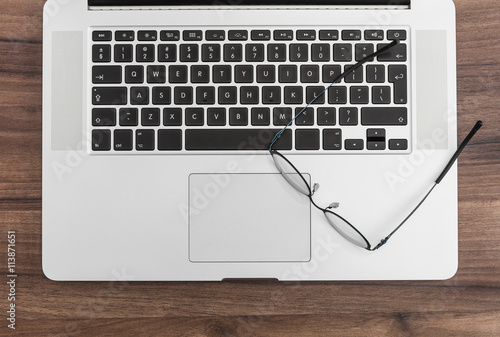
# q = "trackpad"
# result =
<box><xmin>189</xmin><ymin>174</ymin><xmax>311</xmax><ymax>262</ymax></box>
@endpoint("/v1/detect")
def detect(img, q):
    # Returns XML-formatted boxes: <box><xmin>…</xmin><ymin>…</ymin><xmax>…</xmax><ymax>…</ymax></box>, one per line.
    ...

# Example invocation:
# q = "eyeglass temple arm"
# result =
<box><xmin>371</xmin><ymin>120</ymin><xmax>483</xmax><ymax>251</ymax></box>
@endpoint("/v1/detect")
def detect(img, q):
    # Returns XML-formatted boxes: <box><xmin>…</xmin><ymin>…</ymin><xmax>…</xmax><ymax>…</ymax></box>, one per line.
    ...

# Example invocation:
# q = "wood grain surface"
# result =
<box><xmin>1</xmin><ymin>0</ymin><xmax>499</xmax><ymax>336</ymax></box>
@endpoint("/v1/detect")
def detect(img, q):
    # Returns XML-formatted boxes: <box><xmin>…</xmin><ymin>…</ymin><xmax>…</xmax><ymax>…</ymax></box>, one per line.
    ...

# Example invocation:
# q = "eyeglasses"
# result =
<box><xmin>269</xmin><ymin>40</ymin><xmax>483</xmax><ymax>251</ymax></box>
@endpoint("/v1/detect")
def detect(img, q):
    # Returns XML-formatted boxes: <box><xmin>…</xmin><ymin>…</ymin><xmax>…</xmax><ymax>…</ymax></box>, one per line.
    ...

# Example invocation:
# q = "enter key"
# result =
<box><xmin>389</xmin><ymin>65</ymin><xmax>408</xmax><ymax>104</ymax></box>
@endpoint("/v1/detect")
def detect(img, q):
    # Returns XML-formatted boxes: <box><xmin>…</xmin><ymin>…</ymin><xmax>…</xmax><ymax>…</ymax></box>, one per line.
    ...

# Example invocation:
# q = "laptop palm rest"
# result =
<box><xmin>189</xmin><ymin>173</ymin><xmax>311</xmax><ymax>263</ymax></box>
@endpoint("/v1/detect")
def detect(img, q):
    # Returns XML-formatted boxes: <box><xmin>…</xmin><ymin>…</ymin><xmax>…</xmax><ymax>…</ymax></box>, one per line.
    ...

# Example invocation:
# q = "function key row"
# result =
<box><xmin>92</xmin><ymin>29</ymin><xmax>407</xmax><ymax>42</ymax></box>
<box><xmin>92</xmin><ymin>128</ymin><xmax>408</xmax><ymax>152</ymax></box>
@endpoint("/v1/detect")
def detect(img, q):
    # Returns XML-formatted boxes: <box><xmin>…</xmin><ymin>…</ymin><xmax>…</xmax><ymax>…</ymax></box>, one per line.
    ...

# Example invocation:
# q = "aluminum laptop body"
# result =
<box><xmin>42</xmin><ymin>0</ymin><xmax>458</xmax><ymax>281</ymax></box>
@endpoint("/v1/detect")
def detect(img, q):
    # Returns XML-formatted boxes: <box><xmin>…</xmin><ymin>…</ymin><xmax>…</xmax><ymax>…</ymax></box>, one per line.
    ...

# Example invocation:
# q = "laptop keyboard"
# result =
<box><xmin>90</xmin><ymin>27</ymin><xmax>410</xmax><ymax>153</ymax></box>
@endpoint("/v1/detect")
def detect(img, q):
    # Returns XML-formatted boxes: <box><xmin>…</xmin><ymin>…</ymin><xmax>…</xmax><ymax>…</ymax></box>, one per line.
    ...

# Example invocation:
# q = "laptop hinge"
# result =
<box><xmin>88</xmin><ymin>0</ymin><xmax>410</xmax><ymax>10</ymax></box>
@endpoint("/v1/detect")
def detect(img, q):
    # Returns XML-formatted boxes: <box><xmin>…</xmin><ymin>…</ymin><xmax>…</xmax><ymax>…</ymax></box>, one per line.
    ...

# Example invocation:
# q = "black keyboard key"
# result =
<box><xmin>125</xmin><ymin>65</ymin><xmax>144</xmax><ymax>83</ymax></box>
<box><xmin>115</xmin><ymin>31</ymin><xmax>134</xmax><ymax>41</ymax></box>
<box><xmin>196</xmin><ymin>86</ymin><xmax>215</xmax><ymax>104</ymax></box>
<box><xmin>213</xmin><ymin>65</ymin><xmax>232</xmax><ymax>83</ymax></box>
<box><xmin>333</xmin><ymin>44</ymin><xmax>352</xmax><ymax>62</ymax></box>
<box><xmin>92</xmin><ymin>87</ymin><xmax>127</xmax><ymax>105</ymax></box>
<box><xmin>301</xmin><ymin>65</ymin><xmax>320</xmax><ymax>83</ymax></box>
<box><xmin>317</xmin><ymin>107</ymin><xmax>336</xmax><ymax>126</ymax></box>
<box><xmin>114</xmin><ymin>44</ymin><xmax>133</xmax><ymax>62</ymax></box>
<box><xmin>323</xmin><ymin>65</ymin><xmax>342</xmax><ymax>83</ymax></box>
<box><xmin>191</xmin><ymin>65</ymin><xmax>210</xmax><ymax>83</ymax></box>
<box><xmin>345</xmin><ymin>139</ymin><xmax>364</xmax><ymax>150</ymax></box>
<box><xmin>323</xmin><ymin>129</ymin><xmax>342</xmax><ymax>150</ymax></box>
<box><xmin>183</xmin><ymin>30</ymin><xmax>203</xmax><ymax>41</ymax></box>
<box><xmin>262</xmin><ymin>87</ymin><xmax>281</xmax><ymax>104</ymax></box>
<box><xmin>290</xmin><ymin>44</ymin><xmax>308</xmax><ymax>62</ymax></box>
<box><xmin>229</xmin><ymin>108</ymin><xmax>248</xmax><ymax>126</ymax></box>
<box><xmin>185</xmin><ymin>129</ymin><xmax>292</xmax><ymax>150</ymax></box>
<box><xmin>218</xmin><ymin>86</ymin><xmax>237</xmax><ymax>104</ymax></box>
<box><xmin>169</xmin><ymin>65</ymin><xmax>188</xmax><ymax>83</ymax></box>
<box><xmin>158</xmin><ymin>130</ymin><xmax>182</xmax><ymax>151</ymax></box>
<box><xmin>114</xmin><ymin>129</ymin><xmax>133</xmax><ymax>151</ymax></box>
<box><xmin>372</xmin><ymin>86</ymin><xmax>391</xmax><ymax>104</ymax></box>
<box><xmin>257</xmin><ymin>65</ymin><xmax>276</xmax><ymax>83</ymax></box>
<box><xmin>147</xmin><ymin>65</ymin><xmax>166</xmax><ymax>83</ymax></box>
<box><xmin>350</xmin><ymin>86</ymin><xmax>369</xmax><ymax>104</ymax></box>
<box><xmin>312</xmin><ymin>44</ymin><xmax>330</xmax><ymax>62</ymax></box>
<box><xmin>273</xmin><ymin>108</ymin><xmax>292</xmax><ymax>125</ymax></box>
<box><xmin>251</xmin><ymin>30</ymin><xmax>271</xmax><ymax>41</ymax></box>
<box><xmin>136</xmin><ymin>129</ymin><xmax>155</xmax><ymax>150</ymax></box>
<box><xmin>274</xmin><ymin>30</ymin><xmax>293</xmax><ymax>40</ymax></box>
<box><xmin>296</xmin><ymin>129</ymin><xmax>320</xmax><ymax>150</ymax></box>
<box><xmin>361</xmin><ymin>107</ymin><xmax>408</xmax><ymax>125</ymax></box>
<box><xmin>92</xmin><ymin>66</ymin><xmax>121</xmax><ymax>84</ymax></box>
<box><xmin>224</xmin><ymin>44</ymin><xmax>243</xmax><ymax>62</ymax></box>
<box><xmin>138</xmin><ymin>30</ymin><xmax>157</xmax><ymax>41</ymax></box>
<box><xmin>387</xmin><ymin>30</ymin><xmax>407</xmax><ymax>41</ymax></box>
<box><xmin>389</xmin><ymin>65</ymin><xmax>408</xmax><ymax>104</ymax></box>
<box><xmin>342</xmin><ymin>30</ymin><xmax>361</xmax><ymax>40</ymax></box>
<box><xmin>268</xmin><ymin>44</ymin><xmax>286</xmax><ymax>62</ymax></box>
<box><xmin>158</xmin><ymin>44</ymin><xmax>177</xmax><ymax>62</ymax></box>
<box><xmin>228</xmin><ymin>30</ymin><xmax>248</xmax><ymax>41</ymax></box>
<box><xmin>202</xmin><ymin>44</ymin><xmax>221</xmax><ymax>62</ymax></box>
<box><xmin>339</xmin><ymin>107</ymin><xmax>358</xmax><ymax>125</ymax></box>
<box><xmin>295</xmin><ymin>108</ymin><xmax>314</xmax><ymax>126</ymax></box>
<box><xmin>235</xmin><ymin>65</ymin><xmax>254</xmax><ymax>83</ymax></box>
<box><xmin>389</xmin><ymin>139</ymin><xmax>408</xmax><ymax>150</ymax></box>
<box><xmin>136</xmin><ymin>44</ymin><xmax>155</xmax><ymax>62</ymax></box>
<box><xmin>163</xmin><ymin>108</ymin><xmax>182</xmax><ymax>126</ymax></box>
<box><xmin>284</xmin><ymin>86</ymin><xmax>303</xmax><ymax>104</ymax></box>
<box><xmin>297</xmin><ymin>30</ymin><xmax>316</xmax><ymax>40</ymax></box>
<box><xmin>365</xmin><ymin>30</ymin><xmax>384</xmax><ymax>40</ymax></box>
<box><xmin>92</xmin><ymin>45</ymin><xmax>111</xmax><ymax>62</ymax></box>
<box><xmin>180</xmin><ymin>44</ymin><xmax>199</xmax><ymax>62</ymax></box>
<box><xmin>344</xmin><ymin>65</ymin><xmax>363</xmax><ymax>83</ymax></box>
<box><xmin>206</xmin><ymin>30</ymin><xmax>225</xmax><ymax>41</ymax></box>
<box><xmin>366</xmin><ymin>65</ymin><xmax>385</xmax><ymax>83</ymax></box>
<box><xmin>355</xmin><ymin>43</ymin><xmax>375</xmax><ymax>61</ymax></box>
<box><xmin>251</xmin><ymin>108</ymin><xmax>270</xmax><ymax>126</ymax></box>
<box><xmin>185</xmin><ymin>108</ymin><xmax>204</xmax><ymax>126</ymax></box>
<box><xmin>93</xmin><ymin>31</ymin><xmax>112</xmax><ymax>41</ymax></box>
<box><xmin>279</xmin><ymin>65</ymin><xmax>298</xmax><ymax>83</ymax></box>
<box><xmin>367</xmin><ymin>129</ymin><xmax>386</xmax><ymax>141</ymax></box>
<box><xmin>141</xmin><ymin>108</ymin><xmax>160</xmax><ymax>126</ymax></box>
<box><xmin>130</xmin><ymin>87</ymin><xmax>149</xmax><ymax>105</ymax></box>
<box><xmin>377</xmin><ymin>43</ymin><xmax>407</xmax><ymax>62</ymax></box>
<box><xmin>207</xmin><ymin>108</ymin><xmax>226</xmax><ymax>126</ymax></box>
<box><xmin>240</xmin><ymin>87</ymin><xmax>259</xmax><ymax>104</ymax></box>
<box><xmin>119</xmin><ymin>108</ymin><xmax>138</xmax><ymax>126</ymax></box>
<box><xmin>92</xmin><ymin>108</ymin><xmax>116</xmax><ymax>126</ymax></box>
<box><xmin>306</xmin><ymin>86</ymin><xmax>326</xmax><ymax>104</ymax></box>
<box><xmin>92</xmin><ymin>129</ymin><xmax>111</xmax><ymax>151</ymax></box>
<box><xmin>367</xmin><ymin>141</ymin><xmax>386</xmax><ymax>151</ymax></box>
<box><xmin>319</xmin><ymin>30</ymin><xmax>339</xmax><ymax>40</ymax></box>
<box><xmin>246</xmin><ymin>44</ymin><xmax>265</xmax><ymax>62</ymax></box>
<box><xmin>174</xmin><ymin>87</ymin><xmax>193</xmax><ymax>105</ymax></box>
<box><xmin>328</xmin><ymin>86</ymin><xmax>347</xmax><ymax>104</ymax></box>
<box><xmin>160</xmin><ymin>30</ymin><xmax>180</xmax><ymax>41</ymax></box>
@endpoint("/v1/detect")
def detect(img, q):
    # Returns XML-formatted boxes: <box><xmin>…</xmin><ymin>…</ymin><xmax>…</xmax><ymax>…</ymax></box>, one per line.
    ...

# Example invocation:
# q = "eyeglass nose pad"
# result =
<box><xmin>312</xmin><ymin>183</ymin><xmax>320</xmax><ymax>196</ymax></box>
<box><xmin>328</xmin><ymin>202</ymin><xmax>340</xmax><ymax>209</ymax></box>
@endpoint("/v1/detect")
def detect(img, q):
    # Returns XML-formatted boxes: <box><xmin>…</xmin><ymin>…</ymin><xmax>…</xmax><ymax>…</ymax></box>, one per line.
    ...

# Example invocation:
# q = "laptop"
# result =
<box><xmin>42</xmin><ymin>0</ymin><xmax>459</xmax><ymax>281</ymax></box>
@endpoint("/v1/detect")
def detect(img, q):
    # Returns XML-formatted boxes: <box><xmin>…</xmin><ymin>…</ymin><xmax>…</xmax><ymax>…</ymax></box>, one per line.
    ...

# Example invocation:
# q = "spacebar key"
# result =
<box><xmin>186</xmin><ymin>129</ymin><xmax>292</xmax><ymax>150</ymax></box>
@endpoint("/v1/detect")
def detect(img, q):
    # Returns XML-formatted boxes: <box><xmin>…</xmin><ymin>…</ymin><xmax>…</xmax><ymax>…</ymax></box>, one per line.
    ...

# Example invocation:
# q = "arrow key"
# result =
<box><xmin>389</xmin><ymin>139</ymin><xmax>408</xmax><ymax>150</ymax></box>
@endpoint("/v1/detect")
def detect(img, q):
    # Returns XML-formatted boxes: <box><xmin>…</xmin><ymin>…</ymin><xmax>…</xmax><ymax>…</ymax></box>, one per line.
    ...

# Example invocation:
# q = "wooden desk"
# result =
<box><xmin>0</xmin><ymin>0</ymin><xmax>499</xmax><ymax>335</ymax></box>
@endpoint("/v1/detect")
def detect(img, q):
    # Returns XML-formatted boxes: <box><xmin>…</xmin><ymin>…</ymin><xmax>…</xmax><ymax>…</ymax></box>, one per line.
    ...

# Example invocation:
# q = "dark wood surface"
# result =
<box><xmin>1</xmin><ymin>0</ymin><xmax>499</xmax><ymax>336</ymax></box>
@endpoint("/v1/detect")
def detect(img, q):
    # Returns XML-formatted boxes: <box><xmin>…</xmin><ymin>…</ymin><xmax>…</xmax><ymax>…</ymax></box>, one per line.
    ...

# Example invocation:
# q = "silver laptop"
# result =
<box><xmin>42</xmin><ymin>0</ymin><xmax>460</xmax><ymax>281</ymax></box>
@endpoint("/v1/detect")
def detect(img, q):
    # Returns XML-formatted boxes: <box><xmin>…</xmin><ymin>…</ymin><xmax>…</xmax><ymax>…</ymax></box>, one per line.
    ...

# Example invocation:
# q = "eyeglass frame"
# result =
<box><xmin>268</xmin><ymin>40</ymin><xmax>483</xmax><ymax>251</ymax></box>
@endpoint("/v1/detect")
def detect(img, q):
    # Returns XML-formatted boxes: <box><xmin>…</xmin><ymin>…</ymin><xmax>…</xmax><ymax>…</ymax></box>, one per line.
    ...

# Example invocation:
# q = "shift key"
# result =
<box><xmin>361</xmin><ymin>107</ymin><xmax>407</xmax><ymax>125</ymax></box>
<box><xmin>92</xmin><ymin>87</ymin><xmax>127</xmax><ymax>105</ymax></box>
